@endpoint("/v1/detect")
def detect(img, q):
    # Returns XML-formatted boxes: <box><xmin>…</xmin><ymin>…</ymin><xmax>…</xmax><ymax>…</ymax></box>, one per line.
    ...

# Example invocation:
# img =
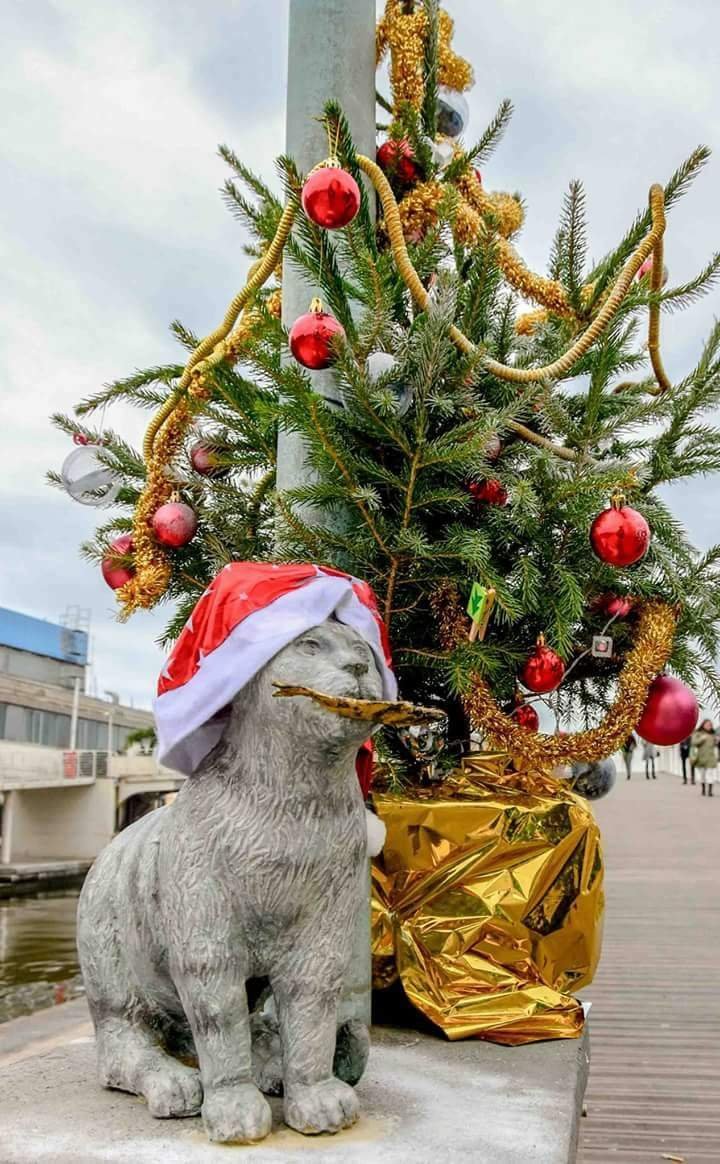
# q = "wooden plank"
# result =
<box><xmin>579</xmin><ymin>770</ymin><xmax>720</xmax><ymax>1162</ymax></box>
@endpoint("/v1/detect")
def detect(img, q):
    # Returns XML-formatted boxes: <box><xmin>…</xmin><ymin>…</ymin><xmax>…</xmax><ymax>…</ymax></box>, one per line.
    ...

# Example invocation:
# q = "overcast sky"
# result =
<box><xmin>2</xmin><ymin>0</ymin><xmax>719</xmax><ymax>710</ymax></box>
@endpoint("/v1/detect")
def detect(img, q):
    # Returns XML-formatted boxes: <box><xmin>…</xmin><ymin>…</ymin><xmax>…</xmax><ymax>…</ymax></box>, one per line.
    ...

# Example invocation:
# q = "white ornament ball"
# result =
<box><xmin>60</xmin><ymin>445</ymin><xmax>121</xmax><ymax>508</ymax></box>
<box><xmin>366</xmin><ymin>351</ymin><xmax>413</xmax><ymax>417</ymax></box>
<box><xmin>436</xmin><ymin>86</ymin><xmax>469</xmax><ymax>139</ymax></box>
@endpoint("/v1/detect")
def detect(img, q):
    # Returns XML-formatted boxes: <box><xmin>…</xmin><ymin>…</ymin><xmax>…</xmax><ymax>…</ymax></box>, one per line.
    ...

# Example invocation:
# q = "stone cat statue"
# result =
<box><xmin>77</xmin><ymin>618</ymin><xmax>382</xmax><ymax>1144</ymax></box>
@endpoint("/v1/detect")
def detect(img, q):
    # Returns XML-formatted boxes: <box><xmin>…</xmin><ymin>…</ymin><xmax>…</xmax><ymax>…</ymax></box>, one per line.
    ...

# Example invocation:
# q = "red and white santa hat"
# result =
<box><xmin>154</xmin><ymin>562</ymin><xmax>396</xmax><ymax>775</ymax></box>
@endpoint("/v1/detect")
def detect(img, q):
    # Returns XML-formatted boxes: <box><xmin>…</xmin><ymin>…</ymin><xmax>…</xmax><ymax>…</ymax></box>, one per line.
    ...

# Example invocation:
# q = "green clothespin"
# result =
<box><xmin>467</xmin><ymin>583</ymin><xmax>496</xmax><ymax>642</ymax></box>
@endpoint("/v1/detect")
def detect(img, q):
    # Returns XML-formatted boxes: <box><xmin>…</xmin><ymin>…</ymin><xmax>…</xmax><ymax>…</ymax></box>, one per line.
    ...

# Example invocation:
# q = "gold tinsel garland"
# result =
<box><xmin>119</xmin><ymin>298</ymin><xmax>279</xmax><ymax>614</ymax></box>
<box><xmin>455</xmin><ymin>171</ymin><xmax>525</xmax><ymax>239</ymax></box>
<box><xmin>376</xmin><ymin>1</ymin><xmax>473</xmax><ymax>110</ymax></box>
<box><xmin>377</xmin><ymin>3</ymin><xmax>578</xmax><ymax>321</ymax></box>
<box><xmin>393</xmin><ymin>171</ymin><xmax>576</xmax><ymax>320</ymax></box>
<box><xmin>431</xmin><ymin>583</ymin><xmax>678</xmax><ymax>766</ymax></box>
<box><xmin>515</xmin><ymin>308</ymin><xmax>549</xmax><ymax>336</ymax></box>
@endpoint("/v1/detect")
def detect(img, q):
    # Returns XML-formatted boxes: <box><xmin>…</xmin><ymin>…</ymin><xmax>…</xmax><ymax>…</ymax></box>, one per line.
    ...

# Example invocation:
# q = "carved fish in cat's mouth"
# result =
<box><xmin>271</xmin><ymin>683</ymin><xmax>447</xmax><ymax>728</ymax></box>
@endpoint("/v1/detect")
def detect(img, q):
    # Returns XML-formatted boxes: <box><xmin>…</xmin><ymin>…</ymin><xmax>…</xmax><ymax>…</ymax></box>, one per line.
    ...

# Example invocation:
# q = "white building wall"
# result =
<box><xmin>1</xmin><ymin>782</ymin><xmax>116</xmax><ymax>862</ymax></box>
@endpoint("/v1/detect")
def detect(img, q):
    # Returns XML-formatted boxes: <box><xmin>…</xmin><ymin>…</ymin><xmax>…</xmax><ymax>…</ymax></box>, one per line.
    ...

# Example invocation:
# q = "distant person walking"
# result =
<box><xmin>680</xmin><ymin>734</ymin><xmax>693</xmax><ymax>784</ymax></box>
<box><xmin>643</xmin><ymin>740</ymin><xmax>658</xmax><ymax>780</ymax></box>
<box><xmin>691</xmin><ymin>720</ymin><xmax>718</xmax><ymax>797</ymax></box>
<box><xmin>621</xmin><ymin>734</ymin><xmax>637</xmax><ymax>780</ymax></box>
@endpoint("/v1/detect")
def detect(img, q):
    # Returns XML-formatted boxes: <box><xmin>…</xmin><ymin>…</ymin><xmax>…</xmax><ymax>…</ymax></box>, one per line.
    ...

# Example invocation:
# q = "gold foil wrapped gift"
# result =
<box><xmin>371</xmin><ymin>753</ymin><xmax>604</xmax><ymax>1045</ymax></box>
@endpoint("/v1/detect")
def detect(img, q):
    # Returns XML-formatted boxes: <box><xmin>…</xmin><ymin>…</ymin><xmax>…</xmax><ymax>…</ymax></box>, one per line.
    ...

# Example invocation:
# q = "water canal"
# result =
<box><xmin>0</xmin><ymin>892</ymin><xmax>83</xmax><ymax>1023</ymax></box>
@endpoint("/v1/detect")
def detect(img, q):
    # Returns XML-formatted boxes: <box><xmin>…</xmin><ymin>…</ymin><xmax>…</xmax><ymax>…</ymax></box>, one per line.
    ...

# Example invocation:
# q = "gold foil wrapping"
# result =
<box><xmin>371</xmin><ymin>754</ymin><xmax>604</xmax><ymax>1045</ymax></box>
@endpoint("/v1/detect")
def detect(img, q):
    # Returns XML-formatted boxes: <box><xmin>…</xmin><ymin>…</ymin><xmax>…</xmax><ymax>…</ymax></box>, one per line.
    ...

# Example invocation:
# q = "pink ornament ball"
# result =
<box><xmin>636</xmin><ymin>675</ymin><xmax>699</xmax><ymax>747</ymax></box>
<box><xmin>636</xmin><ymin>254</ymin><xmax>669</xmax><ymax>286</ymax></box>
<box><xmin>152</xmin><ymin>501</ymin><xmax>198</xmax><ymax>548</ymax></box>
<box><xmin>604</xmin><ymin>594</ymin><xmax>634</xmax><ymax>619</ymax></box>
<box><xmin>101</xmin><ymin>534</ymin><xmax>135</xmax><ymax>590</ymax></box>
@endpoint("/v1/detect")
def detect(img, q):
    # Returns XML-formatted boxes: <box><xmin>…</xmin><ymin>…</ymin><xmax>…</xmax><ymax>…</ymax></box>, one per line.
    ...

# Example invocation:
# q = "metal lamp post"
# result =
<box><xmin>278</xmin><ymin>0</ymin><xmax>377</xmax><ymax>1026</ymax></box>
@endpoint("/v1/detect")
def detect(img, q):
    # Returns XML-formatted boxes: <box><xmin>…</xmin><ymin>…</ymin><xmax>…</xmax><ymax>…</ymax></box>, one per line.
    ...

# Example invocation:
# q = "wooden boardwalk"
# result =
<box><xmin>579</xmin><ymin>767</ymin><xmax>720</xmax><ymax>1163</ymax></box>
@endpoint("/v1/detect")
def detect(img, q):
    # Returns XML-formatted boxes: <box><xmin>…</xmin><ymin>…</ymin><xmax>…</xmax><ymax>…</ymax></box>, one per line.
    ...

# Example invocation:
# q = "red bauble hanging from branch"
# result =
<box><xmin>301</xmin><ymin>164</ymin><xmax>361</xmax><ymax>230</ymax></box>
<box><xmin>512</xmin><ymin>702</ymin><xmax>540</xmax><ymax>731</ymax></box>
<box><xmin>468</xmin><ymin>478</ymin><xmax>508</xmax><ymax>507</ymax></box>
<box><xmin>603</xmin><ymin>594</ymin><xmax>635</xmax><ymax>619</ymax></box>
<box><xmin>520</xmin><ymin>638</ymin><xmax>565</xmax><ymax>694</ymax></box>
<box><xmin>289</xmin><ymin>299</ymin><xmax>346</xmax><ymax>370</ymax></box>
<box><xmin>590</xmin><ymin>496</ymin><xmax>650</xmax><ymax>567</ymax></box>
<box><xmin>636</xmin><ymin>675</ymin><xmax>699</xmax><ymax>746</ymax></box>
<box><xmin>101</xmin><ymin>534</ymin><xmax>135</xmax><ymax>590</ymax></box>
<box><xmin>376</xmin><ymin>139</ymin><xmax>420</xmax><ymax>185</ymax></box>
<box><xmin>190</xmin><ymin>441</ymin><xmax>230</xmax><ymax>480</ymax></box>
<box><xmin>152</xmin><ymin>499</ymin><xmax>198</xmax><ymax>548</ymax></box>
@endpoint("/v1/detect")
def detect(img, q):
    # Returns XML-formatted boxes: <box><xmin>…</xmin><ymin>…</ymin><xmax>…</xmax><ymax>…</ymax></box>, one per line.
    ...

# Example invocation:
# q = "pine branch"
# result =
<box><xmin>75</xmin><ymin>366</ymin><xmax>181</xmax><ymax>415</ymax></box>
<box><xmin>376</xmin><ymin>90</ymin><xmax>394</xmax><ymax>115</ymax></box>
<box><xmin>444</xmin><ymin>100</ymin><xmax>514</xmax><ymax>182</ymax></box>
<box><xmin>170</xmin><ymin>320</ymin><xmax>201</xmax><ymax>352</ymax></box>
<box><xmin>586</xmin><ymin>146</ymin><xmax>711</xmax><ymax>309</ymax></box>
<box><xmin>649</xmin><ymin>252</ymin><xmax>720</xmax><ymax>313</ymax></box>
<box><xmin>562</xmin><ymin>180</ymin><xmax>588</xmax><ymax>312</ymax></box>
<box><xmin>218</xmin><ymin>144</ymin><xmax>282</xmax><ymax>210</ymax></box>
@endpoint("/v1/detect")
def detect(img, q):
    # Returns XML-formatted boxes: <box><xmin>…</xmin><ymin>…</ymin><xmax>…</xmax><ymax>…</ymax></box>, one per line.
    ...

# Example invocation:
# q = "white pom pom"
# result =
<box><xmin>365</xmin><ymin>809</ymin><xmax>386</xmax><ymax>857</ymax></box>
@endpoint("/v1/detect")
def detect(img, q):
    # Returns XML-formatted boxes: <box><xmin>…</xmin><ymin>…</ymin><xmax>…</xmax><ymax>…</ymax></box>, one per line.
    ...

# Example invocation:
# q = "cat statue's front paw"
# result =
<box><xmin>202</xmin><ymin>1081</ymin><xmax>272</xmax><ymax>1143</ymax></box>
<box><xmin>284</xmin><ymin>1078</ymin><xmax>359</xmax><ymax>1135</ymax></box>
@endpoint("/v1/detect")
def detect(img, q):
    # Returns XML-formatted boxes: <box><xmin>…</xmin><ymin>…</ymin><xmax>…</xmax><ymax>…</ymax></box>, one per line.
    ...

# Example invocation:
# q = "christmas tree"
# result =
<box><xmin>52</xmin><ymin>0</ymin><xmax>720</xmax><ymax>780</ymax></box>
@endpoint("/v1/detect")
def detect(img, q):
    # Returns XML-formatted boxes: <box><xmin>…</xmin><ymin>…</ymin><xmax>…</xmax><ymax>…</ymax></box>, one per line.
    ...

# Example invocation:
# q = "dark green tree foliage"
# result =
<box><xmin>52</xmin><ymin>48</ymin><xmax>720</xmax><ymax>749</ymax></box>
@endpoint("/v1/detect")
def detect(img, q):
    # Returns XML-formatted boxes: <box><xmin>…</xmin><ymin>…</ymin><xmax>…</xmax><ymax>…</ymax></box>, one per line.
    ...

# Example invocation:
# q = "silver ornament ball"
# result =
<box><xmin>436</xmin><ymin>86</ymin><xmax>469</xmax><ymax>139</ymax></box>
<box><xmin>60</xmin><ymin>445</ymin><xmax>121</xmax><ymax>508</ymax></box>
<box><xmin>570</xmin><ymin>757</ymin><xmax>617</xmax><ymax>801</ymax></box>
<box><xmin>430</xmin><ymin>137</ymin><xmax>455</xmax><ymax>169</ymax></box>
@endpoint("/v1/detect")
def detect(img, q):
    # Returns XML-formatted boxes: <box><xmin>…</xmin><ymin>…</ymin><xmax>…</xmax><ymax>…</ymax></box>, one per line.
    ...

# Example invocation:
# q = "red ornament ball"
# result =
<box><xmin>603</xmin><ymin>594</ymin><xmax>634</xmax><ymax>619</ymax></box>
<box><xmin>521</xmin><ymin>643</ymin><xmax>565</xmax><ymax>694</ymax></box>
<box><xmin>513</xmin><ymin>703</ymin><xmax>540</xmax><ymax>731</ymax></box>
<box><xmin>590</xmin><ymin>504</ymin><xmax>650</xmax><ymax>567</ymax></box>
<box><xmin>72</xmin><ymin>432</ymin><xmax>89</xmax><ymax>446</ymax></box>
<box><xmin>152</xmin><ymin>501</ymin><xmax>198</xmax><ymax>548</ymax></box>
<box><xmin>636</xmin><ymin>675</ymin><xmax>699</xmax><ymax>747</ymax></box>
<box><xmin>289</xmin><ymin>309</ymin><xmax>346</xmax><ymax>370</ymax></box>
<box><xmin>376</xmin><ymin>139</ymin><xmax>420</xmax><ymax>185</ymax></box>
<box><xmin>101</xmin><ymin>534</ymin><xmax>135</xmax><ymax>590</ymax></box>
<box><xmin>468</xmin><ymin>478</ymin><xmax>508</xmax><ymax>507</ymax></box>
<box><xmin>301</xmin><ymin>167</ymin><xmax>361</xmax><ymax>229</ymax></box>
<box><xmin>190</xmin><ymin>441</ymin><xmax>229</xmax><ymax>479</ymax></box>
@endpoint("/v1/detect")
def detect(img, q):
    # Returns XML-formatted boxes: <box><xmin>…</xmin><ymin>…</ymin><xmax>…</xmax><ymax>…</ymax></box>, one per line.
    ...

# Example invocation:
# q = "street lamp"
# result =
<box><xmin>104</xmin><ymin>690</ymin><xmax>120</xmax><ymax>754</ymax></box>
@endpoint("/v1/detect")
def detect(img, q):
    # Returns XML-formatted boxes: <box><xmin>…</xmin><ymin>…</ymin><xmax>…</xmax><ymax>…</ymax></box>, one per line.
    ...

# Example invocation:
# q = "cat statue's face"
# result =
<box><xmin>245</xmin><ymin>619</ymin><xmax>384</xmax><ymax>755</ymax></box>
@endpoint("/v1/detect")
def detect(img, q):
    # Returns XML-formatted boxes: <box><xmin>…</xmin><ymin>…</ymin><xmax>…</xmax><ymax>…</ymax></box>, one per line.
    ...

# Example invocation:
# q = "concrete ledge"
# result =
<box><xmin>0</xmin><ymin>1000</ymin><xmax>589</xmax><ymax>1163</ymax></box>
<box><xmin>0</xmin><ymin>860</ymin><xmax>90</xmax><ymax>897</ymax></box>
